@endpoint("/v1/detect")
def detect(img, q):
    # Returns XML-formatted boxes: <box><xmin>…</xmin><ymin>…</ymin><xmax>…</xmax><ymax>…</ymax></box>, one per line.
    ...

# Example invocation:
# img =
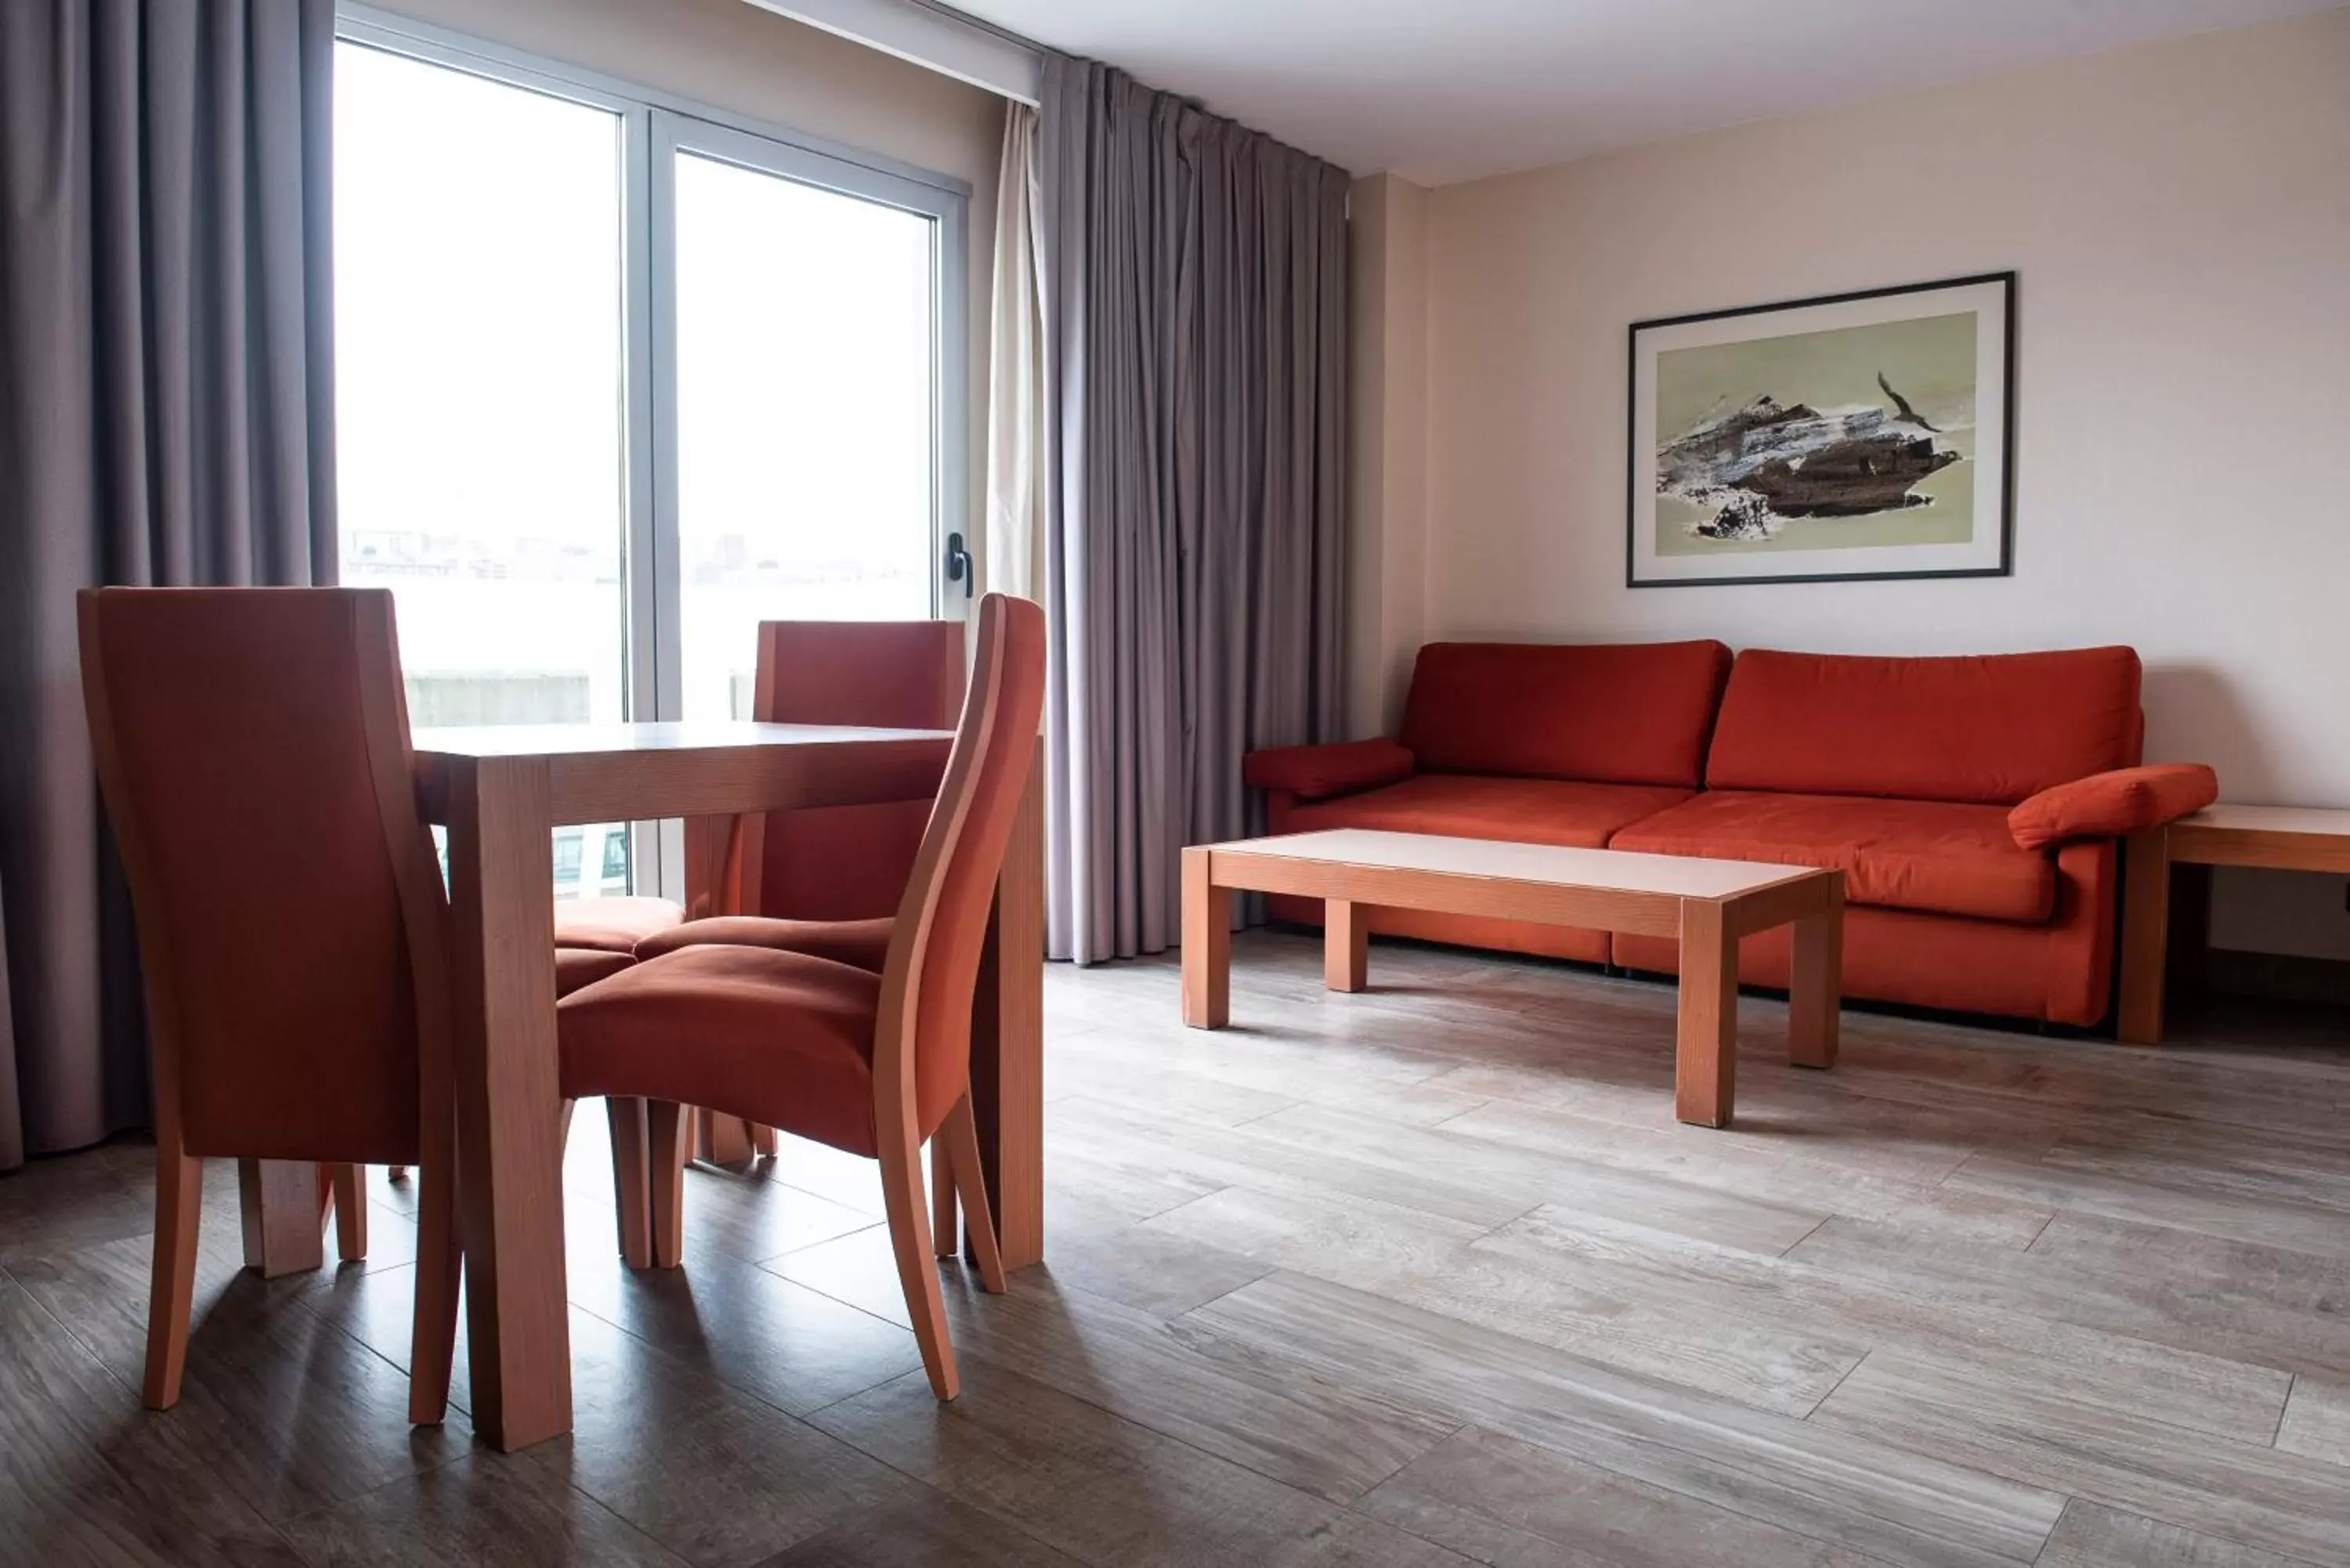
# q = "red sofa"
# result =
<box><xmin>1243</xmin><ymin>641</ymin><xmax>2217</xmax><ymax>1027</ymax></box>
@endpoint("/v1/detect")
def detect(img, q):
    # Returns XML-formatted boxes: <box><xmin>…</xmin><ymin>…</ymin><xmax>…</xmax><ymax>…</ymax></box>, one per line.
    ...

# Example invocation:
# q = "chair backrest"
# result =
<box><xmin>689</xmin><ymin>621</ymin><xmax>967</xmax><ymax>921</ymax></box>
<box><xmin>873</xmin><ymin>594</ymin><xmax>1045</xmax><ymax>1136</ymax></box>
<box><xmin>78</xmin><ymin>588</ymin><xmax>448</xmax><ymax>1164</ymax></box>
<box><xmin>749</xmin><ymin>620</ymin><xmax>966</xmax><ymax>920</ymax></box>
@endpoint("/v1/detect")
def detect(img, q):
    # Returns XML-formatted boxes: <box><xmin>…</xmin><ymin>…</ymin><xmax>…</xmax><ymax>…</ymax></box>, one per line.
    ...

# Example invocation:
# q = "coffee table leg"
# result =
<box><xmin>1325</xmin><ymin>901</ymin><xmax>1368</xmax><ymax>992</ymax></box>
<box><xmin>1180</xmin><ymin>847</ymin><xmax>1230</xmax><ymax>1028</ymax></box>
<box><xmin>1675</xmin><ymin>898</ymin><xmax>1737</xmax><ymax>1128</ymax></box>
<box><xmin>1788</xmin><ymin>875</ymin><xmax>1842</xmax><ymax>1070</ymax></box>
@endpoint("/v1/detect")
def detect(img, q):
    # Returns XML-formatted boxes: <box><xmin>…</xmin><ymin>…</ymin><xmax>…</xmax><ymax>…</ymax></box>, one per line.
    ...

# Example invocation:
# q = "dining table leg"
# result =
<box><xmin>237</xmin><ymin>1158</ymin><xmax>326</xmax><ymax>1277</ymax></box>
<box><xmin>443</xmin><ymin>753</ymin><xmax>573</xmax><ymax>1451</ymax></box>
<box><xmin>971</xmin><ymin>750</ymin><xmax>1047</xmax><ymax>1270</ymax></box>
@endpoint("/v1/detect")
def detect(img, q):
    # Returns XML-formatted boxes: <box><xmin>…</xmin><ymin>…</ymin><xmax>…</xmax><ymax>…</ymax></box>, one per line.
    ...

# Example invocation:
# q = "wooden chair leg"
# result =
<box><xmin>327</xmin><ymin>1164</ymin><xmax>368</xmax><ymax>1262</ymax></box>
<box><xmin>406</xmin><ymin>1144</ymin><xmax>462</xmax><ymax>1427</ymax></box>
<box><xmin>931</xmin><ymin>1137</ymin><xmax>957</xmax><ymax>1260</ymax></box>
<box><xmin>559</xmin><ymin>1097</ymin><xmax>577</xmax><ymax>1151</ymax></box>
<box><xmin>388</xmin><ymin>1165</ymin><xmax>410</xmax><ymax>1182</ymax></box>
<box><xmin>877</xmin><ymin>1112</ymin><xmax>959</xmax><ymax>1400</ymax></box>
<box><xmin>143</xmin><ymin>1144</ymin><xmax>203</xmax><ymax>1410</ymax></box>
<box><xmin>750</xmin><ymin>1122</ymin><xmax>778</xmax><ymax>1158</ymax></box>
<box><xmin>700</xmin><ymin>1111</ymin><xmax>753</xmax><ymax>1166</ymax></box>
<box><xmin>645</xmin><ymin>1100</ymin><xmax>690</xmax><ymax>1269</ymax></box>
<box><xmin>939</xmin><ymin>1094</ymin><xmax>1007</xmax><ymax>1294</ymax></box>
<box><xmin>607</xmin><ymin>1097</ymin><xmax>653</xmax><ymax>1270</ymax></box>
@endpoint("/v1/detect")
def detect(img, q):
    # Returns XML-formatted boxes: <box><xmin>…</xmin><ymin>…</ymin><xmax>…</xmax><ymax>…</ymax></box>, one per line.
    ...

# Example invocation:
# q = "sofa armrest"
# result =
<box><xmin>1242</xmin><ymin>738</ymin><xmax>1415</xmax><ymax>803</ymax></box>
<box><xmin>2008</xmin><ymin>764</ymin><xmax>2218</xmax><ymax>851</ymax></box>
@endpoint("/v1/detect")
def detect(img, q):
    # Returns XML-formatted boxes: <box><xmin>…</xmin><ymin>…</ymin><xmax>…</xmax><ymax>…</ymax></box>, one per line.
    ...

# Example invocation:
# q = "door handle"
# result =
<box><xmin>944</xmin><ymin>531</ymin><xmax>974</xmax><ymax>598</ymax></box>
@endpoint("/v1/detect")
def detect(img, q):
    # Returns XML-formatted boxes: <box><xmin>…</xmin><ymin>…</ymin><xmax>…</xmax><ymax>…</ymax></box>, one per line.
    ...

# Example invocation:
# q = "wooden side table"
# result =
<box><xmin>2118</xmin><ymin>804</ymin><xmax>2350</xmax><ymax>1044</ymax></box>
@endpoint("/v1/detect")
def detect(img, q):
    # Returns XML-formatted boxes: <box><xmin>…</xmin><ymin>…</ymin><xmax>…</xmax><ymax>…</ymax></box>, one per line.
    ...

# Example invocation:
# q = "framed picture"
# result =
<box><xmin>1627</xmin><ymin>271</ymin><xmax>2015</xmax><ymax>587</ymax></box>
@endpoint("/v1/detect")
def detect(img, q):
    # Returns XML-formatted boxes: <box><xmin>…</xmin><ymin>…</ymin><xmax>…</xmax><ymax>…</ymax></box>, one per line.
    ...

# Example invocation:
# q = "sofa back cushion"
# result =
<box><xmin>1705</xmin><ymin>646</ymin><xmax>2143</xmax><ymax>806</ymax></box>
<box><xmin>1399</xmin><ymin>640</ymin><xmax>1733</xmax><ymax>788</ymax></box>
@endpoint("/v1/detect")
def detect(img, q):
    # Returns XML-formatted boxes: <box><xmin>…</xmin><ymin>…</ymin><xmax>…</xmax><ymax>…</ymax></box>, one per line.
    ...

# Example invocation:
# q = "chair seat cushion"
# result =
<box><xmin>1290</xmin><ymin>774</ymin><xmax>1695</xmax><ymax>848</ymax></box>
<box><xmin>554</xmin><ymin>895</ymin><xmax>686</xmax><ymax>953</ymax></box>
<box><xmin>558</xmin><ymin>945</ymin><xmax>882</xmax><ymax>1156</ymax></box>
<box><xmin>1609</xmin><ymin>790</ymin><xmax>2056</xmax><ymax>923</ymax></box>
<box><xmin>634</xmin><ymin>915</ymin><xmax>894</xmax><ymax>971</ymax></box>
<box><xmin>555</xmin><ymin>947</ymin><xmax>637</xmax><ymax>998</ymax></box>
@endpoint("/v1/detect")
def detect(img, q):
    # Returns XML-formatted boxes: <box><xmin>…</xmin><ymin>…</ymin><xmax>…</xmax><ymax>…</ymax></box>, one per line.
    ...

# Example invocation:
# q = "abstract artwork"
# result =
<box><xmin>1627</xmin><ymin>273</ymin><xmax>2014</xmax><ymax>587</ymax></box>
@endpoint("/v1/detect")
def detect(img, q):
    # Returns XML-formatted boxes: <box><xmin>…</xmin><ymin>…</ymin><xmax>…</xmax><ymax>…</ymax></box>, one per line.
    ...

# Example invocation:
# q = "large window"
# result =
<box><xmin>331</xmin><ymin>19</ymin><xmax>967</xmax><ymax>898</ymax></box>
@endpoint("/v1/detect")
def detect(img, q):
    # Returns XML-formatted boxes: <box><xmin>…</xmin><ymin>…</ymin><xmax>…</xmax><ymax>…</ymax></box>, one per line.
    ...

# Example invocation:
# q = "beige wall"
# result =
<box><xmin>1373</xmin><ymin>9</ymin><xmax>2350</xmax><ymax>959</ymax></box>
<box><xmin>366</xmin><ymin>0</ymin><xmax>1006</xmax><ymax>583</ymax></box>
<box><xmin>1345</xmin><ymin>172</ymin><xmax>1431</xmax><ymax>737</ymax></box>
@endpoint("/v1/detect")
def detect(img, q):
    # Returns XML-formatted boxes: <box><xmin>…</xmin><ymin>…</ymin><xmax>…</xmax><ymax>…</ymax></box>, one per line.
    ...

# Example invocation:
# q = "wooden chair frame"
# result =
<box><xmin>627</xmin><ymin>599</ymin><xmax>1027</xmax><ymax>1398</ymax></box>
<box><xmin>682</xmin><ymin>620</ymin><xmax>967</xmax><ymax>1168</ymax></box>
<box><xmin>79</xmin><ymin>589</ymin><xmax>461</xmax><ymax>1423</ymax></box>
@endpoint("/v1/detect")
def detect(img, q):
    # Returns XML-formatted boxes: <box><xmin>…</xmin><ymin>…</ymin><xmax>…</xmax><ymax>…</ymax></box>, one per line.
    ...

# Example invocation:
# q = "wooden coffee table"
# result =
<box><xmin>1180</xmin><ymin>829</ymin><xmax>1844</xmax><ymax>1128</ymax></box>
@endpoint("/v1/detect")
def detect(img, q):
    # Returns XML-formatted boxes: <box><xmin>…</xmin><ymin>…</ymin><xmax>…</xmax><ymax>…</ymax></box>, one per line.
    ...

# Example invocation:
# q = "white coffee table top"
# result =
<box><xmin>1206</xmin><ymin>829</ymin><xmax>1817</xmax><ymax>901</ymax></box>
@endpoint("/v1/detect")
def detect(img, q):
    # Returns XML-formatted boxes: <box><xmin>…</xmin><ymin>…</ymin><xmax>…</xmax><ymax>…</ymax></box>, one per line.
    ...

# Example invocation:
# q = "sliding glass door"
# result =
<box><xmin>660</xmin><ymin>121</ymin><xmax>949</xmax><ymax>723</ymax></box>
<box><xmin>331</xmin><ymin>20</ymin><xmax>968</xmax><ymax>898</ymax></box>
<box><xmin>334</xmin><ymin>41</ymin><xmax>638</xmax><ymax>902</ymax></box>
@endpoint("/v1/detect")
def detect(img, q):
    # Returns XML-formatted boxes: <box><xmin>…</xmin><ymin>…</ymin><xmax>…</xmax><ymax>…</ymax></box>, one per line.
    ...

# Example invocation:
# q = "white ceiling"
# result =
<box><xmin>948</xmin><ymin>0</ymin><xmax>2341</xmax><ymax>183</ymax></box>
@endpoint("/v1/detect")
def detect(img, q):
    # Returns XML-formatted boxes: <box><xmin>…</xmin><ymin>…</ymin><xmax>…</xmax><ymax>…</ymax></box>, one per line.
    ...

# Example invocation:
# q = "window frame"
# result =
<box><xmin>334</xmin><ymin>5</ymin><xmax>971</xmax><ymax>900</ymax></box>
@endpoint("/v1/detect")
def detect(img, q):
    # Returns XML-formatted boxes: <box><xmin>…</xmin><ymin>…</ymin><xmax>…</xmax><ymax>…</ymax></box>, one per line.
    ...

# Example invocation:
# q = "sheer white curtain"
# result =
<box><xmin>985</xmin><ymin>102</ymin><xmax>1045</xmax><ymax>603</ymax></box>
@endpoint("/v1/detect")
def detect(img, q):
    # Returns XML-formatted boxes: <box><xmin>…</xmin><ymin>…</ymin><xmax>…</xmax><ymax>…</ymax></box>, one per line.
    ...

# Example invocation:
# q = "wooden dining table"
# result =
<box><xmin>244</xmin><ymin>720</ymin><xmax>1045</xmax><ymax>1452</ymax></box>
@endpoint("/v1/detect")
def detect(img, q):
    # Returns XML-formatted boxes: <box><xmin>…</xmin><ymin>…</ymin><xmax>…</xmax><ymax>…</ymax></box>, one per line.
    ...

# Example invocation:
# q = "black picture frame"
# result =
<box><xmin>1625</xmin><ymin>270</ymin><xmax>2017</xmax><ymax>589</ymax></box>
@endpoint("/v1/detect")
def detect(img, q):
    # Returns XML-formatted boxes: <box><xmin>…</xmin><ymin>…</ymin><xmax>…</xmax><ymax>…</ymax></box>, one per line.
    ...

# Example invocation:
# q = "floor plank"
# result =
<box><xmin>935</xmin><ymin>1270</ymin><xmax>1459</xmax><ymax>1504</ymax></box>
<box><xmin>1813</xmin><ymin>1346</ymin><xmax>2350</xmax><ymax>1565</ymax></box>
<box><xmin>1145</xmin><ymin>1184</ymin><xmax>1869</xmax><ymax>1416</ymax></box>
<box><xmin>1477</xmin><ymin>1206</ymin><xmax>2291</xmax><ymax>1444</ymax></box>
<box><xmin>1357</xmin><ymin>1423</ymin><xmax>1889</xmax><ymax>1567</ymax></box>
<box><xmin>754</xmin><ymin>1487</ymin><xmax>1086</xmax><ymax>1566</ymax></box>
<box><xmin>274</xmin><ymin>1450</ymin><xmax>686</xmax><ymax>1566</ymax></box>
<box><xmin>1795</xmin><ymin>1210</ymin><xmax>2350</xmax><ymax>1379</ymax></box>
<box><xmin>1188</xmin><ymin>1269</ymin><xmax>2066</xmax><ymax>1567</ymax></box>
<box><xmin>1946</xmin><ymin>1154</ymin><xmax>2350</xmax><ymax>1265</ymax></box>
<box><xmin>0</xmin><ymin>1275</ymin><xmax>309</xmax><ymax>1566</ymax></box>
<box><xmin>531</xmin><ymin>1310</ymin><xmax>916</xmax><ymax>1568</ymax></box>
<box><xmin>2032</xmin><ymin>1499</ymin><xmax>2316</xmax><ymax>1568</ymax></box>
<box><xmin>2273</xmin><ymin>1375</ymin><xmax>2350</xmax><ymax>1467</ymax></box>
<box><xmin>810</xmin><ymin>1357</ymin><xmax>1478</xmax><ymax>1567</ymax></box>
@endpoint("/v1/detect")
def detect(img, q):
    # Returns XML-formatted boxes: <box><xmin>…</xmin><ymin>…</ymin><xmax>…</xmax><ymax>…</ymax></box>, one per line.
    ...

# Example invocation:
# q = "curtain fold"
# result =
<box><xmin>985</xmin><ymin>101</ymin><xmax>1044</xmax><ymax>603</ymax></box>
<box><xmin>0</xmin><ymin>0</ymin><xmax>337</xmax><ymax>1169</ymax></box>
<box><xmin>1035</xmin><ymin>56</ymin><xmax>1347</xmax><ymax>964</ymax></box>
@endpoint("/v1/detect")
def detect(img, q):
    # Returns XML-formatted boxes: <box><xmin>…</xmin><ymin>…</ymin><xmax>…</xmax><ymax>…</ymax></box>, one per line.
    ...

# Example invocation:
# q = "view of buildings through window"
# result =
<box><xmin>333</xmin><ymin>38</ymin><xmax>945</xmax><ymax>901</ymax></box>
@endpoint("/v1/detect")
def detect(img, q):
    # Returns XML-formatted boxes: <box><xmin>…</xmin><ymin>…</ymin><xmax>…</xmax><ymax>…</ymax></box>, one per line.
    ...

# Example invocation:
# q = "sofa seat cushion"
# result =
<box><xmin>1608</xmin><ymin>790</ymin><xmax>2056</xmax><ymax>923</ymax></box>
<box><xmin>1289</xmin><ymin>775</ymin><xmax>1695</xmax><ymax>848</ymax></box>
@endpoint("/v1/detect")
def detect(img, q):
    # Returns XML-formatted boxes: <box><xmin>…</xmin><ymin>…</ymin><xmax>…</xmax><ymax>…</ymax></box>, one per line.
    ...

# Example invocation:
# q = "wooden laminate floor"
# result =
<box><xmin>5</xmin><ymin>929</ymin><xmax>2350</xmax><ymax>1566</ymax></box>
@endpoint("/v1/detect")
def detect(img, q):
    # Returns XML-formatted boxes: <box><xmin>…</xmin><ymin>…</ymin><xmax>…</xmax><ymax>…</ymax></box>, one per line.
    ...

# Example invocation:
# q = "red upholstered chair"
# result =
<box><xmin>666</xmin><ymin>620</ymin><xmax>966</xmax><ymax>1160</ymax></box>
<box><xmin>558</xmin><ymin>594</ymin><xmax>1042</xmax><ymax>1400</ymax></box>
<box><xmin>78</xmin><ymin>588</ymin><xmax>461</xmax><ymax>1424</ymax></box>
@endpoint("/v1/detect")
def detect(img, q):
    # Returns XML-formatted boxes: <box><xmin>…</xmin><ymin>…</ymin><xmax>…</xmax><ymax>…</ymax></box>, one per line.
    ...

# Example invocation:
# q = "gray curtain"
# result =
<box><xmin>1037</xmin><ymin>56</ymin><xmax>1347</xmax><ymax>964</ymax></box>
<box><xmin>0</xmin><ymin>0</ymin><xmax>337</xmax><ymax>1169</ymax></box>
